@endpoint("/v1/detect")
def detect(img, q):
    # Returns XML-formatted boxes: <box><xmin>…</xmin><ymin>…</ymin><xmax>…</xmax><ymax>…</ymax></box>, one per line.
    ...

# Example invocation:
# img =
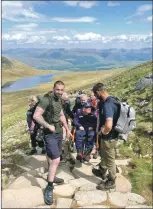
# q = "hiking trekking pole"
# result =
<box><xmin>69</xmin><ymin>127</ymin><xmax>76</xmax><ymax>153</ymax></box>
<box><xmin>71</xmin><ymin>128</ymin><xmax>76</xmax><ymax>142</ymax></box>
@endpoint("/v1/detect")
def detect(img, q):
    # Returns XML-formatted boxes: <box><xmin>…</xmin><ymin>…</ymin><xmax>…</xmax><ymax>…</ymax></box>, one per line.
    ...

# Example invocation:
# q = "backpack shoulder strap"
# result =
<box><xmin>44</xmin><ymin>91</ymin><xmax>53</xmax><ymax>109</ymax></box>
<box><xmin>43</xmin><ymin>92</ymin><xmax>54</xmax><ymax>122</ymax></box>
<box><xmin>105</xmin><ymin>96</ymin><xmax>120</xmax><ymax>105</ymax></box>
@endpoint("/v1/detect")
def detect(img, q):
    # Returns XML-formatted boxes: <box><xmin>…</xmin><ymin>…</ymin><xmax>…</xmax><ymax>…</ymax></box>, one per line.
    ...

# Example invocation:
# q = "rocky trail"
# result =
<box><xmin>2</xmin><ymin>150</ymin><xmax>151</xmax><ymax>209</ymax></box>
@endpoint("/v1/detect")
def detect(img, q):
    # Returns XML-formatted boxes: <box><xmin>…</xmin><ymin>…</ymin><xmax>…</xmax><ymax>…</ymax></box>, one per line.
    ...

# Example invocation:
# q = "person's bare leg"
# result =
<box><xmin>47</xmin><ymin>157</ymin><xmax>60</xmax><ymax>182</ymax></box>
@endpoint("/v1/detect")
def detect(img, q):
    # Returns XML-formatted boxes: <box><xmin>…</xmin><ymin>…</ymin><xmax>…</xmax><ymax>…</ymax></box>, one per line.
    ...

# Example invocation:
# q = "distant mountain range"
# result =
<box><xmin>2</xmin><ymin>48</ymin><xmax>152</xmax><ymax>71</ymax></box>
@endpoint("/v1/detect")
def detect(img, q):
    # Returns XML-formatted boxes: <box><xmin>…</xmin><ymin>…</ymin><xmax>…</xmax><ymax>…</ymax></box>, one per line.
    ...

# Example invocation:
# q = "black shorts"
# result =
<box><xmin>44</xmin><ymin>132</ymin><xmax>62</xmax><ymax>159</ymax></box>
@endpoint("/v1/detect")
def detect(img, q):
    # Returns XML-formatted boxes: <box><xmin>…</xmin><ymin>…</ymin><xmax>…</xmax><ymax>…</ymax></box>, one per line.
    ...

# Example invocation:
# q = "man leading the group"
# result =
<box><xmin>33</xmin><ymin>80</ymin><xmax>72</xmax><ymax>205</ymax></box>
<box><xmin>92</xmin><ymin>82</ymin><xmax>119</xmax><ymax>190</ymax></box>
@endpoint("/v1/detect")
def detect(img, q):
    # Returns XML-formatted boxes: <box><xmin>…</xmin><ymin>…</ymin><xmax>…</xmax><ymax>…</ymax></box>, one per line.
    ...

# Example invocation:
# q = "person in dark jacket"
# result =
<box><xmin>26</xmin><ymin>95</ymin><xmax>45</xmax><ymax>155</ymax></box>
<box><xmin>73</xmin><ymin>102</ymin><xmax>97</xmax><ymax>162</ymax></box>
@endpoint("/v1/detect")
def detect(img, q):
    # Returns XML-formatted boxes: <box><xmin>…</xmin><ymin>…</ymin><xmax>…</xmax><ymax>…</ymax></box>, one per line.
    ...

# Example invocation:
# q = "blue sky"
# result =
<box><xmin>2</xmin><ymin>1</ymin><xmax>152</xmax><ymax>49</ymax></box>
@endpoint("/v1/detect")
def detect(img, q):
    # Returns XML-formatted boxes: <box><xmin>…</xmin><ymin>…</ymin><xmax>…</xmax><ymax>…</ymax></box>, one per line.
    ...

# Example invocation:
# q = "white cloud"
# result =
<box><xmin>125</xmin><ymin>4</ymin><xmax>152</xmax><ymax>20</ymax></box>
<box><xmin>63</xmin><ymin>1</ymin><xmax>78</xmax><ymax>7</ymax></box>
<box><xmin>52</xmin><ymin>16</ymin><xmax>96</xmax><ymax>23</ymax></box>
<box><xmin>2</xmin><ymin>26</ymin><xmax>152</xmax><ymax>49</ymax></box>
<box><xmin>137</xmin><ymin>4</ymin><xmax>152</xmax><ymax>14</ymax></box>
<box><xmin>78</xmin><ymin>1</ymin><xmax>98</xmax><ymax>9</ymax></box>
<box><xmin>74</xmin><ymin>32</ymin><xmax>101</xmax><ymax>41</ymax></box>
<box><xmin>126</xmin><ymin>21</ymin><xmax>132</xmax><ymax>24</ymax></box>
<box><xmin>2</xmin><ymin>1</ymin><xmax>97</xmax><ymax>24</ymax></box>
<box><xmin>73</xmin><ymin>33</ymin><xmax>152</xmax><ymax>45</ymax></box>
<box><xmin>63</xmin><ymin>1</ymin><xmax>97</xmax><ymax>8</ymax></box>
<box><xmin>2</xmin><ymin>33</ymin><xmax>27</xmax><ymax>41</ymax></box>
<box><xmin>52</xmin><ymin>36</ymin><xmax>71</xmax><ymax>41</ymax></box>
<box><xmin>2</xmin><ymin>1</ymin><xmax>42</xmax><ymax>22</ymax></box>
<box><xmin>14</xmin><ymin>23</ymin><xmax>38</xmax><ymax>31</ymax></box>
<box><xmin>26</xmin><ymin>36</ymin><xmax>46</xmax><ymax>44</ymax></box>
<box><xmin>145</xmin><ymin>16</ymin><xmax>152</xmax><ymax>22</ymax></box>
<box><xmin>107</xmin><ymin>1</ymin><xmax>120</xmax><ymax>7</ymax></box>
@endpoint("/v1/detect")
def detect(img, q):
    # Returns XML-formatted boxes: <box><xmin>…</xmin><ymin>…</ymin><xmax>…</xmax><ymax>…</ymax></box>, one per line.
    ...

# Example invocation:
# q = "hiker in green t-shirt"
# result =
<box><xmin>33</xmin><ymin>80</ymin><xmax>72</xmax><ymax>205</ymax></box>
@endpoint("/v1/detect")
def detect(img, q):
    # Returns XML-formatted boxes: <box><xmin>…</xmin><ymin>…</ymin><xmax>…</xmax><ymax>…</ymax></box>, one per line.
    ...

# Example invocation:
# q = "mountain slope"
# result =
<box><xmin>2</xmin><ymin>56</ymin><xmax>57</xmax><ymax>85</ymax></box>
<box><xmin>3</xmin><ymin>48</ymin><xmax>152</xmax><ymax>71</ymax></box>
<box><xmin>102</xmin><ymin>61</ymin><xmax>152</xmax><ymax>204</ymax></box>
<box><xmin>2</xmin><ymin>60</ymin><xmax>152</xmax><ymax>204</ymax></box>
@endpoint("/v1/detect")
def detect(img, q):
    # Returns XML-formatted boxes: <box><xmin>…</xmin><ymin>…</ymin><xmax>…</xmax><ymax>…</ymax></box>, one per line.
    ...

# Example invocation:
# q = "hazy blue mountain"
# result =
<box><xmin>2</xmin><ymin>48</ymin><xmax>152</xmax><ymax>71</ymax></box>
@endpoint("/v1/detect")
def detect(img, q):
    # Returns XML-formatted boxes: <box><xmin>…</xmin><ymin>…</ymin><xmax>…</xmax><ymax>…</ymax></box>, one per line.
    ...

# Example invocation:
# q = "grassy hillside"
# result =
<box><xmin>2</xmin><ymin>68</ymin><xmax>122</xmax><ymax>131</ymax></box>
<box><xmin>103</xmin><ymin>61</ymin><xmax>152</xmax><ymax>204</ymax></box>
<box><xmin>2</xmin><ymin>56</ymin><xmax>58</xmax><ymax>85</ymax></box>
<box><xmin>2</xmin><ymin>60</ymin><xmax>152</xmax><ymax>204</ymax></box>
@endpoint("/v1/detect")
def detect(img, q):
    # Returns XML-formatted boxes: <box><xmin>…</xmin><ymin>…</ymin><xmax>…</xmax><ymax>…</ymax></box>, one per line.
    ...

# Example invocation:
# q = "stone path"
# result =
<box><xmin>2</xmin><ymin>153</ymin><xmax>152</xmax><ymax>208</ymax></box>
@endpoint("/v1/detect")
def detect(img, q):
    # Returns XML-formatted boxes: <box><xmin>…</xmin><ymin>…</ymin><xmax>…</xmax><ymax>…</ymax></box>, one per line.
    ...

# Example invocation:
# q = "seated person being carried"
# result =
<box><xmin>73</xmin><ymin>102</ymin><xmax>97</xmax><ymax>162</ymax></box>
<box><xmin>89</xmin><ymin>90</ymin><xmax>99</xmax><ymax>159</ymax></box>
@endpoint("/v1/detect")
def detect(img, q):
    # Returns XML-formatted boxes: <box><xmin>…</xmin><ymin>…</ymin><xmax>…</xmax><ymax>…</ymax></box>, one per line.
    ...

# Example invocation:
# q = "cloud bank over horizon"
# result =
<box><xmin>2</xmin><ymin>1</ymin><xmax>152</xmax><ymax>49</ymax></box>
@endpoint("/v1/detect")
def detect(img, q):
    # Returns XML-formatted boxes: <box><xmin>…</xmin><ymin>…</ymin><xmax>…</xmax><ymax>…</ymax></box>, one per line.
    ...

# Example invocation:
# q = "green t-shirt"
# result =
<box><xmin>38</xmin><ymin>93</ymin><xmax>62</xmax><ymax>134</ymax></box>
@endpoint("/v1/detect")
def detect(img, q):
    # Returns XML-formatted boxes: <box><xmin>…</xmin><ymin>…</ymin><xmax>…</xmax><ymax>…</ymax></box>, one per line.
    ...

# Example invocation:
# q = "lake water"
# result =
<box><xmin>2</xmin><ymin>74</ymin><xmax>54</xmax><ymax>93</ymax></box>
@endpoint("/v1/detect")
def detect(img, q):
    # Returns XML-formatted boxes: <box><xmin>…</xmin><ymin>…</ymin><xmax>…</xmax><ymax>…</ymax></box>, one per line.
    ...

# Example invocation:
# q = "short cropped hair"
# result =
<box><xmin>92</xmin><ymin>83</ymin><xmax>107</xmax><ymax>94</ymax></box>
<box><xmin>54</xmin><ymin>80</ymin><xmax>65</xmax><ymax>88</ymax></box>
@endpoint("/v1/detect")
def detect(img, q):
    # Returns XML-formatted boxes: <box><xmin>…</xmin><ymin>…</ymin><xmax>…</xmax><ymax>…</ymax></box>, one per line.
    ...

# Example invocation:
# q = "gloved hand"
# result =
<box><xmin>79</xmin><ymin>126</ymin><xmax>84</xmax><ymax>131</ymax></box>
<box><xmin>28</xmin><ymin>127</ymin><xmax>34</xmax><ymax>134</ymax></box>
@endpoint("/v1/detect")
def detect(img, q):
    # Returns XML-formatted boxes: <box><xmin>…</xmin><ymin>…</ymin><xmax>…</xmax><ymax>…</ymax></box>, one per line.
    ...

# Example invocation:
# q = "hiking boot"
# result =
<box><xmin>96</xmin><ymin>178</ymin><xmax>116</xmax><ymax>190</ymax></box>
<box><xmin>84</xmin><ymin>155</ymin><xmax>91</xmax><ymax>162</ymax></box>
<box><xmin>29</xmin><ymin>148</ymin><xmax>37</xmax><ymax>155</ymax></box>
<box><xmin>76</xmin><ymin>153</ymin><xmax>83</xmax><ymax>161</ymax></box>
<box><xmin>53</xmin><ymin>177</ymin><xmax>64</xmax><ymax>185</ymax></box>
<box><xmin>92</xmin><ymin>167</ymin><xmax>102</xmax><ymax>178</ymax></box>
<box><xmin>41</xmin><ymin>148</ymin><xmax>46</xmax><ymax>154</ymax></box>
<box><xmin>92</xmin><ymin>167</ymin><xmax>108</xmax><ymax>181</ymax></box>
<box><xmin>44</xmin><ymin>185</ymin><xmax>54</xmax><ymax>205</ymax></box>
<box><xmin>80</xmin><ymin>158</ymin><xmax>84</xmax><ymax>163</ymax></box>
<box><xmin>68</xmin><ymin>157</ymin><xmax>76</xmax><ymax>165</ymax></box>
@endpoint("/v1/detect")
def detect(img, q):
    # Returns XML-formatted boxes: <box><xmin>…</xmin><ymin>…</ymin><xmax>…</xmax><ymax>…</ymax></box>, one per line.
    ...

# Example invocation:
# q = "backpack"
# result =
<box><xmin>113</xmin><ymin>97</ymin><xmax>136</xmax><ymax>141</ymax></box>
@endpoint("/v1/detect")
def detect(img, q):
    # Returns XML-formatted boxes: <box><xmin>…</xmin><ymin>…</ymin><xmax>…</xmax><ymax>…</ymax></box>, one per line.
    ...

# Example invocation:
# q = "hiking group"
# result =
<box><xmin>26</xmin><ymin>80</ymin><xmax>136</xmax><ymax>205</ymax></box>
